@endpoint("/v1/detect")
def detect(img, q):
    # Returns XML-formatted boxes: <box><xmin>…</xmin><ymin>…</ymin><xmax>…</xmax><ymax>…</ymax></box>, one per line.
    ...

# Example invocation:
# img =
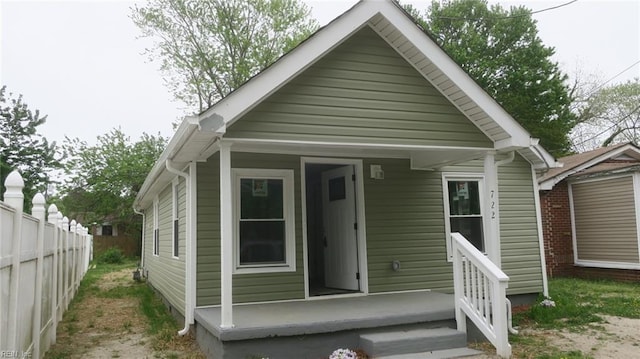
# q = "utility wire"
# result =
<box><xmin>436</xmin><ymin>0</ymin><xmax>578</xmax><ymax>20</ymax></box>
<box><xmin>573</xmin><ymin>103</ymin><xmax>640</xmax><ymax>147</ymax></box>
<box><xmin>583</xmin><ymin>59</ymin><xmax>640</xmax><ymax>99</ymax></box>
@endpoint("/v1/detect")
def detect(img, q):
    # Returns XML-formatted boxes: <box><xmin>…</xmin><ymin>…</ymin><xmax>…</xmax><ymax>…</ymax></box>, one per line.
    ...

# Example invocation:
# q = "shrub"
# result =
<box><xmin>98</xmin><ymin>248</ymin><xmax>125</xmax><ymax>264</ymax></box>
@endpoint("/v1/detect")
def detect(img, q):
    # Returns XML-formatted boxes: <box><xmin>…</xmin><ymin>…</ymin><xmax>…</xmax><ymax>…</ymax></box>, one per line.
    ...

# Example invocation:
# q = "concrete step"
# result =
<box><xmin>376</xmin><ymin>347</ymin><xmax>485</xmax><ymax>359</ymax></box>
<box><xmin>359</xmin><ymin>327</ymin><xmax>469</xmax><ymax>357</ymax></box>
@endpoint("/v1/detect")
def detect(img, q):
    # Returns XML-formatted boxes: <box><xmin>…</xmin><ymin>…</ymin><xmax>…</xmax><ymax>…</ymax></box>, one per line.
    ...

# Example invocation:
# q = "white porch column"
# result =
<box><xmin>219</xmin><ymin>141</ymin><xmax>234</xmax><ymax>328</ymax></box>
<box><xmin>484</xmin><ymin>151</ymin><xmax>501</xmax><ymax>267</ymax></box>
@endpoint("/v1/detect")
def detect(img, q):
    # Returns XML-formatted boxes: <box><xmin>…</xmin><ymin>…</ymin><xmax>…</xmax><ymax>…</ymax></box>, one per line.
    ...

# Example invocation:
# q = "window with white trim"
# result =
<box><xmin>443</xmin><ymin>176</ymin><xmax>485</xmax><ymax>260</ymax></box>
<box><xmin>233</xmin><ymin>168</ymin><xmax>295</xmax><ymax>273</ymax></box>
<box><xmin>172</xmin><ymin>180</ymin><xmax>180</xmax><ymax>258</ymax></box>
<box><xmin>153</xmin><ymin>197</ymin><xmax>159</xmax><ymax>256</ymax></box>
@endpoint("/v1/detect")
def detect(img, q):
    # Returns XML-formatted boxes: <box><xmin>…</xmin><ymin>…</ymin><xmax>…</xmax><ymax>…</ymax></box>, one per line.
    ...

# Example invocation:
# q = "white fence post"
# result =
<box><xmin>62</xmin><ymin>216</ymin><xmax>69</xmax><ymax>311</ymax></box>
<box><xmin>70</xmin><ymin>220</ymin><xmax>77</xmax><ymax>298</ymax></box>
<box><xmin>5</xmin><ymin>170</ymin><xmax>24</xmax><ymax>352</ymax></box>
<box><xmin>47</xmin><ymin>204</ymin><xmax>59</xmax><ymax>346</ymax></box>
<box><xmin>31</xmin><ymin>193</ymin><xmax>46</xmax><ymax>359</ymax></box>
<box><xmin>1</xmin><ymin>168</ymin><xmax>94</xmax><ymax>357</ymax></box>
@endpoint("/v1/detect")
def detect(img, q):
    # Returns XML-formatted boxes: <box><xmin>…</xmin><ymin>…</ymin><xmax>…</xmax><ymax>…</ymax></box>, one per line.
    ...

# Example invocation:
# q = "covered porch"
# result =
<box><xmin>196</xmin><ymin>291</ymin><xmax>454</xmax><ymax>341</ymax></box>
<box><xmin>193</xmin><ymin>291</ymin><xmax>487</xmax><ymax>358</ymax></box>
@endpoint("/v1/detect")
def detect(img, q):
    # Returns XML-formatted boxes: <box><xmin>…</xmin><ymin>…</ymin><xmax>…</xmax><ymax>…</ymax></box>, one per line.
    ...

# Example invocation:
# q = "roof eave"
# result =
<box><xmin>538</xmin><ymin>142</ymin><xmax>640</xmax><ymax>188</ymax></box>
<box><xmin>134</xmin><ymin>116</ymin><xmax>200</xmax><ymax>210</ymax></box>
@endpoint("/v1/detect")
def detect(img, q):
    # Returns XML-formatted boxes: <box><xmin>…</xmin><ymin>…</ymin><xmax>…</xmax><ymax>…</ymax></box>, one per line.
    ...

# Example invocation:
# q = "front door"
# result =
<box><xmin>321</xmin><ymin>165</ymin><xmax>359</xmax><ymax>291</ymax></box>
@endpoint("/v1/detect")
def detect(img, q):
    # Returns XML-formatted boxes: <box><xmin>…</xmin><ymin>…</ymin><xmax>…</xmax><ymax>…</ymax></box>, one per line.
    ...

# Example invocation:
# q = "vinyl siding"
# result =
<box><xmin>195</xmin><ymin>153</ymin><xmax>543</xmax><ymax>303</ymax></box>
<box><xmin>571</xmin><ymin>175</ymin><xmax>640</xmax><ymax>264</ymax></box>
<box><xmin>364</xmin><ymin>158</ymin><xmax>452</xmax><ymax>293</ymax></box>
<box><xmin>196</xmin><ymin>153</ymin><xmax>305</xmax><ymax>306</ymax></box>
<box><xmin>498</xmin><ymin>155</ymin><xmax>543</xmax><ymax>295</ymax></box>
<box><xmin>143</xmin><ymin>179</ymin><xmax>186</xmax><ymax>314</ymax></box>
<box><xmin>441</xmin><ymin>155</ymin><xmax>544</xmax><ymax>295</ymax></box>
<box><xmin>225</xmin><ymin>27</ymin><xmax>492</xmax><ymax>148</ymax></box>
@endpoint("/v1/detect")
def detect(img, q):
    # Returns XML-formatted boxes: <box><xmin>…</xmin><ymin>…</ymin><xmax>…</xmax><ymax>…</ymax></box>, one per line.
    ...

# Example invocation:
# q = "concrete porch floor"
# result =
<box><xmin>194</xmin><ymin>291</ymin><xmax>455</xmax><ymax>341</ymax></box>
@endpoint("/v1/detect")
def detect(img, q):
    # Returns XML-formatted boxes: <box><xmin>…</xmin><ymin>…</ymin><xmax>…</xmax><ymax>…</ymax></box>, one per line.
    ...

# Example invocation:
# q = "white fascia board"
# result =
<box><xmin>134</xmin><ymin>116</ymin><xmax>200</xmax><ymax>210</ymax></box>
<box><xmin>198</xmin><ymin>1</ymin><xmax>377</xmax><ymax>128</ymax></box>
<box><xmin>538</xmin><ymin>180</ymin><xmax>555</xmax><ymax>191</ymax></box>
<box><xmin>375</xmin><ymin>1</ymin><xmax>532</xmax><ymax>147</ymax></box>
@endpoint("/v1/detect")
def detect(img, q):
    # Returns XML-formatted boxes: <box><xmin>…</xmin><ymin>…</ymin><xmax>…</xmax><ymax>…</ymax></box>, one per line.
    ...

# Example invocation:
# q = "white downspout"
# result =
<box><xmin>133</xmin><ymin>208</ymin><xmax>145</xmax><ymax>269</ymax></box>
<box><xmin>532</xmin><ymin>167</ymin><xmax>550</xmax><ymax>297</ymax></box>
<box><xmin>495</xmin><ymin>151</ymin><xmax>515</xmax><ymax>167</ymax></box>
<box><xmin>165</xmin><ymin>159</ymin><xmax>194</xmax><ymax>336</ymax></box>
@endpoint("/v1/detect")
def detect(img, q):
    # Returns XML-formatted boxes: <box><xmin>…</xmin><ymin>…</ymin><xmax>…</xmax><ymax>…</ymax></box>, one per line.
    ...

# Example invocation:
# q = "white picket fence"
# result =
<box><xmin>0</xmin><ymin>170</ymin><xmax>93</xmax><ymax>359</ymax></box>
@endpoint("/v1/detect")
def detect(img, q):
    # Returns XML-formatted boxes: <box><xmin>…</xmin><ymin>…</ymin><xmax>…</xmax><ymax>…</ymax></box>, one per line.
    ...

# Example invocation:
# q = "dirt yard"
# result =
<box><xmin>47</xmin><ymin>267</ymin><xmax>640</xmax><ymax>359</ymax></box>
<box><xmin>45</xmin><ymin>266</ymin><xmax>205</xmax><ymax>359</ymax></box>
<box><xmin>469</xmin><ymin>315</ymin><xmax>640</xmax><ymax>358</ymax></box>
<box><xmin>539</xmin><ymin>315</ymin><xmax>640</xmax><ymax>358</ymax></box>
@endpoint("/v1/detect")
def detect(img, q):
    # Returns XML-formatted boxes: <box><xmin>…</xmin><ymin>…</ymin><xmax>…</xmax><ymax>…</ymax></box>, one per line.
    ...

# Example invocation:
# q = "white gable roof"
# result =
<box><xmin>200</xmin><ymin>0</ymin><xmax>532</xmax><ymax>149</ymax></box>
<box><xmin>134</xmin><ymin>0</ymin><xmax>557</xmax><ymax>209</ymax></box>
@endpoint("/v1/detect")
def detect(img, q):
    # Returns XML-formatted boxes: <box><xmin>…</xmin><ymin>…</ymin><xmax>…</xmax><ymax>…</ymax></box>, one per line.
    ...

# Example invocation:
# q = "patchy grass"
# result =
<box><xmin>517</xmin><ymin>278</ymin><xmax>640</xmax><ymax>331</ymax></box>
<box><xmin>491</xmin><ymin>277</ymin><xmax>640</xmax><ymax>358</ymax></box>
<box><xmin>45</xmin><ymin>259</ymin><xmax>204</xmax><ymax>359</ymax></box>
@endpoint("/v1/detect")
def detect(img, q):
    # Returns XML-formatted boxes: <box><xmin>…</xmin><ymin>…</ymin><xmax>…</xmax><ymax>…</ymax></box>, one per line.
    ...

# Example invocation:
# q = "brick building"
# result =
<box><xmin>539</xmin><ymin>142</ymin><xmax>640</xmax><ymax>281</ymax></box>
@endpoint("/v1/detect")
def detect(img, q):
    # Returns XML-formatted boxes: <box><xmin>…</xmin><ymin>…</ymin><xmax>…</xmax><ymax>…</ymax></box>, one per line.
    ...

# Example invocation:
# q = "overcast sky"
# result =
<box><xmin>1</xmin><ymin>0</ymin><xmax>639</xmax><ymax>146</ymax></box>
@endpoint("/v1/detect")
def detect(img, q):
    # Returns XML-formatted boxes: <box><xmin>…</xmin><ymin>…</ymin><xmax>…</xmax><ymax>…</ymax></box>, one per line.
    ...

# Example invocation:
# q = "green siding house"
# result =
<box><xmin>134</xmin><ymin>1</ymin><xmax>556</xmax><ymax>357</ymax></box>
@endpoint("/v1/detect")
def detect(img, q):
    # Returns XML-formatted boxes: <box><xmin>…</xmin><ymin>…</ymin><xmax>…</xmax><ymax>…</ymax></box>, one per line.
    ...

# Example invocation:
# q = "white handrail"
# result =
<box><xmin>451</xmin><ymin>232</ymin><xmax>511</xmax><ymax>358</ymax></box>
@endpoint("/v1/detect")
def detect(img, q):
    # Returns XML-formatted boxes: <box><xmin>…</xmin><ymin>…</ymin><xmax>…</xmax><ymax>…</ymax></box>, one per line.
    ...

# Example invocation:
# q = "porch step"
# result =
<box><xmin>359</xmin><ymin>327</ymin><xmax>474</xmax><ymax>358</ymax></box>
<box><xmin>376</xmin><ymin>347</ymin><xmax>485</xmax><ymax>359</ymax></box>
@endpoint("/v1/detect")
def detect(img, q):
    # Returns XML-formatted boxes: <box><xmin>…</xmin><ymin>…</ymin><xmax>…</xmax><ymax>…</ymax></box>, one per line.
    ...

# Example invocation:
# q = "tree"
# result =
<box><xmin>404</xmin><ymin>0</ymin><xmax>576</xmax><ymax>156</ymax></box>
<box><xmin>59</xmin><ymin>128</ymin><xmax>167</xmax><ymax>238</ymax></box>
<box><xmin>131</xmin><ymin>0</ymin><xmax>319</xmax><ymax>113</ymax></box>
<box><xmin>570</xmin><ymin>79</ymin><xmax>640</xmax><ymax>152</ymax></box>
<box><xmin>0</xmin><ymin>85</ymin><xmax>60</xmax><ymax>209</ymax></box>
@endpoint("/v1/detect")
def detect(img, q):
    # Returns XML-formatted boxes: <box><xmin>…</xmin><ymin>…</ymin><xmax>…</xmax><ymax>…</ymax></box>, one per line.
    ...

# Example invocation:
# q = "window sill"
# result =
<box><xmin>233</xmin><ymin>264</ymin><xmax>296</xmax><ymax>275</ymax></box>
<box><xmin>575</xmin><ymin>260</ymin><xmax>640</xmax><ymax>270</ymax></box>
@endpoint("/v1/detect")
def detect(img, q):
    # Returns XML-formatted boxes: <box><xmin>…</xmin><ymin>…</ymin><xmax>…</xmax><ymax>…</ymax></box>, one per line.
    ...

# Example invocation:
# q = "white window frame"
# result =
<box><xmin>153</xmin><ymin>196</ymin><xmax>159</xmax><ymax>257</ymax></box>
<box><xmin>442</xmin><ymin>173</ymin><xmax>485</xmax><ymax>262</ymax></box>
<box><xmin>172</xmin><ymin>178</ymin><xmax>180</xmax><ymax>259</ymax></box>
<box><xmin>232</xmin><ymin>168</ymin><xmax>296</xmax><ymax>274</ymax></box>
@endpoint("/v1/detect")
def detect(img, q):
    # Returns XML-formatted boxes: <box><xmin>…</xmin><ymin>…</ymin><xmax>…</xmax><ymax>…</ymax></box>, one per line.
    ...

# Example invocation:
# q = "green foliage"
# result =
<box><xmin>571</xmin><ymin>79</ymin><xmax>640</xmax><ymax>151</ymax></box>
<box><xmin>0</xmin><ymin>85</ymin><xmax>61</xmax><ymax>209</ymax></box>
<box><xmin>131</xmin><ymin>0</ymin><xmax>319</xmax><ymax>113</ymax></box>
<box><xmin>404</xmin><ymin>0</ymin><xmax>576</xmax><ymax>156</ymax></box>
<box><xmin>97</xmin><ymin>247</ymin><xmax>126</xmax><ymax>264</ymax></box>
<box><xmin>59</xmin><ymin>128</ymin><xmax>167</xmax><ymax>238</ymax></box>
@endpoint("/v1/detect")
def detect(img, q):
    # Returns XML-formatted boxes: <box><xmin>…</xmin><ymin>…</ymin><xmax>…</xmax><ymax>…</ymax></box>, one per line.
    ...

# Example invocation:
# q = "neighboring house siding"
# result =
<box><xmin>364</xmin><ymin>158</ymin><xmax>452</xmax><ymax>293</ymax></box>
<box><xmin>498</xmin><ymin>155</ymin><xmax>543</xmax><ymax>295</ymax></box>
<box><xmin>540</xmin><ymin>182</ymin><xmax>575</xmax><ymax>277</ymax></box>
<box><xmin>144</xmin><ymin>182</ymin><xmax>186</xmax><ymax>314</ymax></box>
<box><xmin>224</xmin><ymin>27</ymin><xmax>492</xmax><ymax>148</ymax></box>
<box><xmin>196</xmin><ymin>153</ymin><xmax>305</xmax><ymax>306</ymax></box>
<box><xmin>571</xmin><ymin>176</ymin><xmax>640</xmax><ymax>264</ymax></box>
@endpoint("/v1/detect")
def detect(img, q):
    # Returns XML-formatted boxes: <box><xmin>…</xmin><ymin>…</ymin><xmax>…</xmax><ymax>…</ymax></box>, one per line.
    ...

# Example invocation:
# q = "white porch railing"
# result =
<box><xmin>451</xmin><ymin>232</ymin><xmax>511</xmax><ymax>358</ymax></box>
